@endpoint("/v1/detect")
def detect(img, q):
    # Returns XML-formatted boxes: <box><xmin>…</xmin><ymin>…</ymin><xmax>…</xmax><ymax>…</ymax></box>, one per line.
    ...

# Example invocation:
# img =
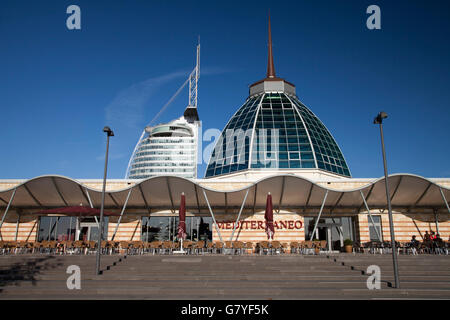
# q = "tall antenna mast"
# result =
<box><xmin>188</xmin><ymin>39</ymin><xmax>200</xmax><ymax>108</ymax></box>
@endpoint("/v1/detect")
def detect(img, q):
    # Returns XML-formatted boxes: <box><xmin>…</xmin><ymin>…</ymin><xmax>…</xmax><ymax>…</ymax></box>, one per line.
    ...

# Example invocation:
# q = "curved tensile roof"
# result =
<box><xmin>0</xmin><ymin>174</ymin><xmax>449</xmax><ymax>216</ymax></box>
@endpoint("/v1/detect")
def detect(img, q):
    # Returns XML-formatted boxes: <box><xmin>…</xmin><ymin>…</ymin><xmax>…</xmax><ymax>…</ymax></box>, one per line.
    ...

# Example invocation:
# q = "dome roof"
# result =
<box><xmin>205</xmin><ymin>14</ymin><xmax>350</xmax><ymax>179</ymax></box>
<box><xmin>205</xmin><ymin>91</ymin><xmax>351</xmax><ymax>178</ymax></box>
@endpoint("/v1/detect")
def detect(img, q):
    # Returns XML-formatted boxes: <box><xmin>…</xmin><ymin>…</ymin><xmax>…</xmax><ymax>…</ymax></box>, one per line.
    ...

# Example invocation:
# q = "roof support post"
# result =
<box><xmin>309</xmin><ymin>190</ymin><xmax>328</xmax><ymax>241</ymax></box>
<box><xmin>202</xmin><ymin>189</ymin><xmax>224</xmax><ymax>245</ymax></box>
<box><xmin>304</xmin><ymin>184</ymin><xmax>314</xmax><ymax>213</ymax></box>
<box><xmin>277</xmin><ymin>176</ymin><xmax>286</xmax><ymax>213</ymax></box>
<box><xmin>252</xmin><ymin>185</ymin><xmax>258</xmax><ymax>214</ymax></box>
<box><xmin>94</xmin><ymin>217</ymin><xmax>101</xmax><ymax>230</ymax></box>
<box><xmin>434</xmin><ymin>210</ymin><xmax>440</xmax><ymax>235</ymax></box>
<box><xmin>194</xmin><ymin>185</ymin><xmax>201</xmax><ymax>214</ymax></box>
<box><xmin>358</xmin><ymin>184</ymin><xmax>375</xmax><ymax>213</ymax></box>
<box><xmin>224</xmin><ymin>193</ymin><xmax>228</xmax><ymax>215</ymax></box>
<box><xmin>84</xmin><ymin>187</ymin><xmax>93</xmax><ymax>208</ymax></box>
<box><xmin>166</xmin><ymin>177</ymin><xmax>175</xmax><ymax>213</ymax></box>
<box><xmin>229</xmin><ymin>189</ymin><xmax>249</xmax><ymax>242</ymax></box>
<box><xmin>14</xmin><ymin>212</ymin><xmax>20</xmax><ymax>241</ymax></box>
<box><xmin>84</xmin><ymin>188</ymin><xmax>100</xmax><ymax>229</ymax></box>
<box><xmin>0</xmin><ymin>188</ymin><xmax>16</xmax><ymax>240</ymax></box>
<box><xmin>78</xmin><ymin>185</ymin><xmax>91</xmax><ymax>206</ymax></box>
<box><xmin>331</xmin><ymin>217</ymin><xmax>344</xmax><ymax>247</ymax></box>
<box><xmin>145</xmin><ymin>214</ymin><xmax>150</xmax><ymax>243</ymax></box>
<box><xmin>439</xmin><ymin>187</ymin><xmax>450</xmax><ymax>214</ymax></box>
<box><xmin>111</xmin><ymin>188</ymin><xmax>133</xmax><ymax>241</ymax></box>
<box><xmin>360</xmin><ymin>190</ymin><xmax>382</xmax><ymax>242</ymax></box>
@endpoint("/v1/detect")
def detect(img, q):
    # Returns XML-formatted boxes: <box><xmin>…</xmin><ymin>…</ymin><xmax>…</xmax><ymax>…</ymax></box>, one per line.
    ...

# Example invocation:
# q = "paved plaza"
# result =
<box><xmin>0</xmin><ymin>253</ymin><xmax>449</xmax><ymax>300</ymax></box>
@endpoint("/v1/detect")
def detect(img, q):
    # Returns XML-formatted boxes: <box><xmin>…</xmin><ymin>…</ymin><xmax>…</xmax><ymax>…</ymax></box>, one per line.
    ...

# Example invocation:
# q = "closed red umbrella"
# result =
<box><xmin>34</xmin><ymin>206</ymin><xmax>118</xmax><ymax>216</ymax></box>
<box><xmin>177</xmin><ymin>193</ymin><xmax>187</xmax><ymax>240</ymax></box>
<box><xmin>265</xmin><ymin>193</ymin><xmax>274</xmax><ymax>240</ymax></box>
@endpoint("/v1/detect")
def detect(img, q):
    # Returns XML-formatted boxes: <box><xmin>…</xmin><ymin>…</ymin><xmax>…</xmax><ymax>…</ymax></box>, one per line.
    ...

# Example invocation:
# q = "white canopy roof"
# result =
<box><xmin>0</xmin><ymin>174</ymin><xmax>449</xmax><ymax>216</ymax></box>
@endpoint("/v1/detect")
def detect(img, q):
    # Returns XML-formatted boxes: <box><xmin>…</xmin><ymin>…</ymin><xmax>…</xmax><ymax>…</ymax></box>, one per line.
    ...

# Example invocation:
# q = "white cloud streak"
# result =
<box><xmin>105</xmin><ymin>70</ymin><xmax>189</xmax><ymax>130</ymax></box>
<box><xmin>104</xmin><ymin>66</ymin><xmax>237</xmax><ymax>130</ymax></box>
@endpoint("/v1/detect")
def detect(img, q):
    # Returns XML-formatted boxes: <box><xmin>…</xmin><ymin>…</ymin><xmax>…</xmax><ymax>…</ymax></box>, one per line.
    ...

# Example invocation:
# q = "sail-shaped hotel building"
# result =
<box><xmin>126</xmin><ymin>44</ymin><xmax>201</xmax><ymax>180</ymax></box>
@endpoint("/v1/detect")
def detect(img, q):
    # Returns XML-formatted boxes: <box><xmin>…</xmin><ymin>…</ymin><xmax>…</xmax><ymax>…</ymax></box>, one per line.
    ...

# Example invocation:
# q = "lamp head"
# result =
<box><xmin>373</xmin><ymin>112</ymin><xmax>388</xmax><ymax>124</ymax></box>
<box><xmin>103</xmin><ymin>126</ymin><xmax>114</xmax><ymax>137</ymax></box>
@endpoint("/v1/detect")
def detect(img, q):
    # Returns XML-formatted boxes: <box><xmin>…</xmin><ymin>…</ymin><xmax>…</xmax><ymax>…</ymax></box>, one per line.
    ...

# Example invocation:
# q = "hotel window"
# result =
<box><xmin>367</xmin><ymin>215</ymin><xmax>383</xmax><ymax>241</ymax></box>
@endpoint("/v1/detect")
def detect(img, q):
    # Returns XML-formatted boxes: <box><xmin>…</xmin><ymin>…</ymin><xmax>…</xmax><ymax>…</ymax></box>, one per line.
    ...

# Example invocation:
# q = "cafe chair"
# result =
<box><xmin>244</xmin><ymin>242</ymin><xmax>254</xmax><ymax>254</ymax></box>
<box><xmin>270</xmin><ymin>241</ymin><xmax>282</xmax><ymax>255</ymax></box>
<box><xmin>194</xmin><ymin>241</ymin><xmax>205</xmax><ymax>255</ymax></box>
<box><xmin>214</xmin><ymin>241</ymin><xmax>224</xmax><ymax>254</ymax></box>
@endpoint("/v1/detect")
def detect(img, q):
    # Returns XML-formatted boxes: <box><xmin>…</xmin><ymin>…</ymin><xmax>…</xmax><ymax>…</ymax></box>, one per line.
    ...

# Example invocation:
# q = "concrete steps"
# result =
<box><xmin>0</xmin><ymin>253</ymin><xmax>449</xmax><ymax>299</ymax></box>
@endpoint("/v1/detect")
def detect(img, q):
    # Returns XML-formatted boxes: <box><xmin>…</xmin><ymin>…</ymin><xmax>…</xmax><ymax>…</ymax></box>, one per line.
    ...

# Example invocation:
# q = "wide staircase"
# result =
<box><xmin>0</xmin><ymin>254</ymin><xmax>449</xmax><ymax>299</ymax></box>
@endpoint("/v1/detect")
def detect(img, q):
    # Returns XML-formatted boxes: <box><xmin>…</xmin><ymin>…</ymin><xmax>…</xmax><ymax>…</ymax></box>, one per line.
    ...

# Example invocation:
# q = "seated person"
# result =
<box><xmin>410</xmin><ymin>235</ymin><xmax>420</xmax><ymax>247</ymax></box>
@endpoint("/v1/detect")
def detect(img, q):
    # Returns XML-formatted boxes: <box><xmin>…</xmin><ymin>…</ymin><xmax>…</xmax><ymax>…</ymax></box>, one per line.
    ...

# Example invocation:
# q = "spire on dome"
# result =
<box><xmin>248</xmin><ymin>12</ymin><xmax>296</xmax><ymax>96</ymax></box>
<box><xmin>266</xmin><ymin>12</ymin><xmax>276</xmax><ymax>78</ymax></box>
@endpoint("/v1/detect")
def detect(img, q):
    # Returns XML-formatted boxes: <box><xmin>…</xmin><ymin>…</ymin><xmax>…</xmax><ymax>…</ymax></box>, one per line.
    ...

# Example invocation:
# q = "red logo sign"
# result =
<box><xmin>217</xmin><ymin>220</ymin><xmax>303</xmax><ymax>230</ymax></box>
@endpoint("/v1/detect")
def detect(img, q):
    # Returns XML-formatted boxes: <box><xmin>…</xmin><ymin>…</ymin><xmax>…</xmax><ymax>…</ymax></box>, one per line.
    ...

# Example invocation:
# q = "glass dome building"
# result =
<box><xmin>205</xmin><ymin>17</ymin><xmax>351</xmax><ymax>179</ymax></box>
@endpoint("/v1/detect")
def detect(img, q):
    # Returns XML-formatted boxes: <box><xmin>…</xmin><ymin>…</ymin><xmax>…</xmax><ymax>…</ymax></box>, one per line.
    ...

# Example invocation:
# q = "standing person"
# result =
<box><xmin>433</xmin><ymin>233</ymin><xmax>443</xmax><ymax>254</ymax></box>
<box><xmin>423</xmin><ymin>231</ymin><xmax>432</xmax><ymax>253</ymax></box>
<box><xmin>409</xmin><ymin>235</ymin><xmax>419</xmax><ymax>255</ymax></box>
<box><xmin>430</xmin><ymin>231</ymin><xmax>436</xmax><ymax>241</ymax></box>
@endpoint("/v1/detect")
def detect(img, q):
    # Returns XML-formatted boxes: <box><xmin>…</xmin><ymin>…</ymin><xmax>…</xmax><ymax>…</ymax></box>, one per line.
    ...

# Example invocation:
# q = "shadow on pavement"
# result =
<box><xmin>0</xmin><ymin>256</ymin><xmax>64</xmax><ymax>292</ymax></box>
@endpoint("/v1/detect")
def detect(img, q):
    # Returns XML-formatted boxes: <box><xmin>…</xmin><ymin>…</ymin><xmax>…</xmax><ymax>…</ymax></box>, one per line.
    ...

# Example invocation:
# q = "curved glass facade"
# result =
<box><xmin>205</xmin><ymin>92</ymin><xmax>350</xmax><ymax>178</ymax></box>
<box><xmin>129</xmin><ymin>120</ymin><xmax>198</xmax><ymax>179</ymax></box>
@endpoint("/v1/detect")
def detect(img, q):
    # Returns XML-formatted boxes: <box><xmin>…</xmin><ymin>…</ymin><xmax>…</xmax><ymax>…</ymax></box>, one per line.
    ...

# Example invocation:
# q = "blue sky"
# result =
<box><xmin>0</xmin><ymin>0</ymin><xmax>449</xmax><ymax>179</ymax></box>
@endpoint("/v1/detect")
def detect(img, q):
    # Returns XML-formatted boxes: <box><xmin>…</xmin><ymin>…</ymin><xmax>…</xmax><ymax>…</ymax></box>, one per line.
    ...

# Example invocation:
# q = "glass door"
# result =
<box><xmin>89</xmin><ymin>225</ymin><xmax>100</xmax><ymax>242</ymax></box>
<box><xmin>79</xmin><ymin>223</ymin><xmax>100</xmax><ymax>241</ymax></box>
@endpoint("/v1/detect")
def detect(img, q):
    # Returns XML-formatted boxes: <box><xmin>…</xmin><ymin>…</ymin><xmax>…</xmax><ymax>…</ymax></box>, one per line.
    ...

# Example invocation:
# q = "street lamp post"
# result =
<box><xmin>373</xmin><ymin>112</ymin><xmax>400</xmax><ymax>288</ymax></box>
<box><xmin>96</xmin><ymin>126</ymin><xmax>114</xmax><ymax>275</ymax></box>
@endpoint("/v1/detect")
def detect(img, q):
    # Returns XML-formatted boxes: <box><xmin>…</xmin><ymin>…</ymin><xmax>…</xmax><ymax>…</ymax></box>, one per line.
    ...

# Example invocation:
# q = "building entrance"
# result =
<box><xmin>317</xmin><ymin>222</ymin><xmax>343</xmax><ymax>252</ymax></box>
<box><xmin>305</xmin><ymin>217</ymin><xmax>355</xmax><ymax>251</ymax></box>
<box><xmin>79</xmin><ymin>223</ymin><xmax>100</xmax><ymax>241</ymax></box>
